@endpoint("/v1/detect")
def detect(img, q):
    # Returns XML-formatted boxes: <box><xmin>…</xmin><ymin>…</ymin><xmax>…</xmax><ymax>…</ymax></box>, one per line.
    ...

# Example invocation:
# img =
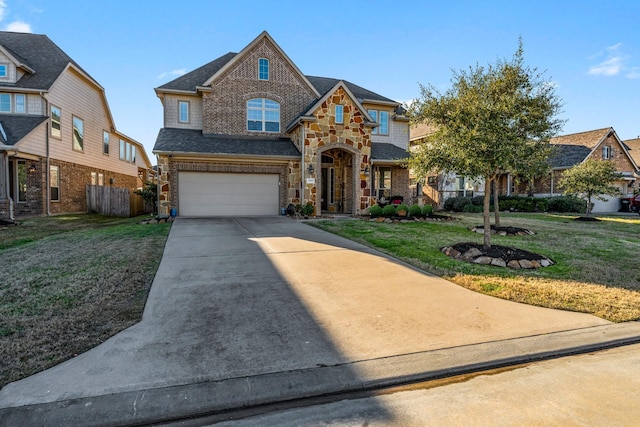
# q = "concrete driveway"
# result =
<box><xmin>2</xmin><ymin>216</ymin><xmax>639</xmax><ymax>426</ymax></box>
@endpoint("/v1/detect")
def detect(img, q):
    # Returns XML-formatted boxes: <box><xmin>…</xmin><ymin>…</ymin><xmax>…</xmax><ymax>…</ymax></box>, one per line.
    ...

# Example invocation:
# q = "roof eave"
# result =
<box><xmin>153</xmin><ymin>150</ymin><xmax>299</xmax><ymax>161</ymax></box>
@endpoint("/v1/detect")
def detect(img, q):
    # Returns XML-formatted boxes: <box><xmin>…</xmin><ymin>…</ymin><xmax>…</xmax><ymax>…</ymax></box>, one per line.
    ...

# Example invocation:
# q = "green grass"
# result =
<box><xmin>311</xmin><ymin>212</ymin><xmax>640</xmax><ymax>322</ymax></box>
<box><xmin>0</xmin><ymin>214</ymin><xmax>170</xmax><ymax>388</ymax></box>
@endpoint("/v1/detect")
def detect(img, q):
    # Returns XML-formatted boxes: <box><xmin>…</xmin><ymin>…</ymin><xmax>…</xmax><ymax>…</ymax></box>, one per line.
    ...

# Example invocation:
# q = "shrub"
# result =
<box><xmin>444</xmin><ymin>196</ymin><xmax>472</xmax><ymax>212</ymax></box>
<box><xmin>409</xmin><ymin>204</ymin><xmax>422</xmax><ymax>216</ymax></box>
<box><xmin>395</xmin><ymin>204</ymin><xmax>409</xmax><ymax>216</ymax></box>
<box><xmin>422</xmin><ymin>204</ymin><xmax>434</xmax><ymax>215</ymax></box>
<box><xmin>463</xmin><ymin>204</ymin><xmax>483</xmax><ymax>213</ymax></box>
<box><xmin>547</xmin><ymin>195</ymin><xmax>585</xmax><ymax>213</ymax></box>
<box><xmin>368</xmin><ymin>204</ymin><xmax>383</xmax><ymax>217</ymax></box>
<box><xmin>382</xmin><ymin>204</ymin><xmax>397</xmax><ymax>217</ymax></box>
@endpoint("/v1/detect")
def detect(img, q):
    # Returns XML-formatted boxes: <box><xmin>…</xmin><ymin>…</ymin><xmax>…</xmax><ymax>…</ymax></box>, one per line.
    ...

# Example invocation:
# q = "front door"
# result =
<box><xmin>321</xmin><ymin>167</ymin><xmax>328</xmax><ymax>211</ymax></box>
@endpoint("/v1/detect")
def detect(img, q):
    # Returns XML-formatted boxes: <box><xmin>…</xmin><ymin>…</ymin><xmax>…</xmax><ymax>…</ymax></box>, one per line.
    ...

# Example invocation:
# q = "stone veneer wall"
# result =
<box><xmin>304</xmin><ymin>87</ymin><xmax>372</xmax><ymax>214</ymax></box>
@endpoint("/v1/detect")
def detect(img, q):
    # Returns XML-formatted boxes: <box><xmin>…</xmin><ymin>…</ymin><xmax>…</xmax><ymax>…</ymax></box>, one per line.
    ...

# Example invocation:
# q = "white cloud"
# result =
<box><xmin>157</xmin><ymin>69</ymin><xmax>187</xmax><ymax>80</ymax></box>
<box><xmin>4</xmin><ymin>21</ymin><xmax>32</xmax><ymax>33</ymax></box>
<box><xmin>0</xmin><ymin>1</ymin><xmax>6</xmax><ymax>22</ymax></box>
<box><xmin>587</xmin><ymin>43</ymin><xmax>639</xmax><ymax>78</ymax></box>
<box><xmin>626</xmin><ymin>67</ymin><xmax>640</xmax><ymax>79</ymax></box>
<box><xmin>589</xmin><ymin>56</ymin><xmax>624</xmax><ymax>76</ymax></box>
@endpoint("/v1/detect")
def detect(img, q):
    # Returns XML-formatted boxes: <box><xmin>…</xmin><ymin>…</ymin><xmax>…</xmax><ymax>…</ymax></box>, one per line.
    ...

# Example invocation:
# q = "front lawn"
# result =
<box><xmin>0</xmin><ymin>214</ymin><xmax>170</xmax><ymax>388</ymax></box>
<box><xmin>311</xmin><ymin>213</ymin><xmax>640</xmax><ymax>323</ymax></box>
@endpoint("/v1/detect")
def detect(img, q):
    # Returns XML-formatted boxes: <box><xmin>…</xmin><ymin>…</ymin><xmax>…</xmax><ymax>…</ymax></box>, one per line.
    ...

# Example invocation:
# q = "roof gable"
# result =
<box><xmin>303</xmin><ymin>80</ymin><xmax>375</xmax><ymax>124</ymax></box>
<box><xmin>0</xmin><ymin>31</ymin><xmax>94</xmax><ymax>90</ymax></box>
<box><xmin>203</xmin><ymin>31</ymin><xmax>320</xmax><ymax>97</ymax></box>
<box><xmin>624</xmin><ymin>138</ymin><xmax>640</xmax><ymax>169</ymax></box>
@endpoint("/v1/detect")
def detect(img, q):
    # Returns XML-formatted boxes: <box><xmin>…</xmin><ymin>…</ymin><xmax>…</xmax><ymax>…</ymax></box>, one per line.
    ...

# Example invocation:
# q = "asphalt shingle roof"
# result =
<box><xmin>0</xmin><ymin>31</ymin><xmax>90</xmax><ymax>90</ymax></box>
<box><xmin>547</xmin><ymin>128</ymin><xmax>611</xmax><ymax>168</ymax></box>
<box><xmin>371</xmin><ymin>142</ymin><xmax>408</xmax><ymax>161</ymax></box>
<box><xmin>153</xmin><ymin>128</ymin><xmax>300</xmax><ymax>157</ymax></box>
<box><xmin>0</xmin><ymin>114</ymin><xmax>48</xmax><ymax>145</ymax></box>
<box><xmin>623</xmin><ymin>138</ymin><xmax>640</xmax><ymax>167</ymax></box>
<box><xmin>156</xmin><ymin>53</ymin><xmax>397</xmax><ymax>105</ymax></box>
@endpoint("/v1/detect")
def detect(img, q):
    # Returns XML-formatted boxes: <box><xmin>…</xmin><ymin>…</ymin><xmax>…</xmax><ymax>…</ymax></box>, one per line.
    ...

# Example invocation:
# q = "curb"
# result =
<box><xmin>2</xmin><ymin>322</ymin><xmax>639</xmax><ymax>426</ymax></box>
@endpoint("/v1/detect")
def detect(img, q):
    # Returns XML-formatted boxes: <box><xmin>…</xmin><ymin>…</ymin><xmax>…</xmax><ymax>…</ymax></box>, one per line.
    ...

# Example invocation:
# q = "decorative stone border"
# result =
<box><xmin>139</xmin><ymin>216</ymin><xmax>174</xmax><ymax>225</ymax></box>
<box><xmin>368</xmin><ymin>215</ymin><xmax>456</xmax><ymax>223</ymax></box>
<box><xmin>441</xmin><ymin>245</ymin><xmax>554</xmax><ymax>269</ymax></box>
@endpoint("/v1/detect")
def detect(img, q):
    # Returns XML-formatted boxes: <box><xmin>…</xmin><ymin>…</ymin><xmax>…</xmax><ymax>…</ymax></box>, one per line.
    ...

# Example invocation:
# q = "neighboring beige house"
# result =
<box><xmin>0</xmin><ymin>32</ymin><xmax>153</xmax><ymax>221</ymax></box>
<box><xmin>153</xmin><ymin>31</ymin><xmax>410</xmax><ymax>217</ymax></box>
<box><xmin>409</xmin><ymin>122</ymin><xmax>483</xmax><ymax>207</ymax></box>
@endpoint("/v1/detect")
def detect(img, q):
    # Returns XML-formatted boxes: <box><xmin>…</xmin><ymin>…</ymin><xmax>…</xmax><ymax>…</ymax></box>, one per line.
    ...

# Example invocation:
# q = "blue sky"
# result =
<box><xmin>2</xmin><ymin>0</ymin><xmax>638</xmax><ymax>159</ymax></box>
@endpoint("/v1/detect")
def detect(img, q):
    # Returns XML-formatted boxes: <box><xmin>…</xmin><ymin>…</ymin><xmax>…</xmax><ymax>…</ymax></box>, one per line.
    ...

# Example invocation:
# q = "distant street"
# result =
<box><xmin>209</xmin><ymin>343</ymin><xmax>640</xmax><ymax>427</ymax></box>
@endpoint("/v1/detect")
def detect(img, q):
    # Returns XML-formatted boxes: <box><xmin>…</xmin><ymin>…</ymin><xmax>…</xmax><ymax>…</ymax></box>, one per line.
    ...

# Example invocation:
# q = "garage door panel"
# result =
<box><xmin>178</xmin><ymin>172</ymin><xmax>279</xmax><ymax>216</ymax></box>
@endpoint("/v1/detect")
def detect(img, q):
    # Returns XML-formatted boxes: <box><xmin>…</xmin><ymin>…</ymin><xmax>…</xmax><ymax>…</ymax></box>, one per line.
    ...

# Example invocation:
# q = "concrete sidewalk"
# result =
<box><xmin>2</xmin><ymin>216</ymin><xmax>639</xmax><ymax>426</ymax></box>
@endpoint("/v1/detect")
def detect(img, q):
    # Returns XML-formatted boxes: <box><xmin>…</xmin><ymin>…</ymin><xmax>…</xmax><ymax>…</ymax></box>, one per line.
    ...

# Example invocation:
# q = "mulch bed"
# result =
<box><xmin>471</xmin><ymin>225</ymin><xmax>535</xmax><ymax>236</ymax></box>
<box><xmin>574</xmin><ymin>216</ymin><xmax>601</xmax><ymax>222</ymax></box>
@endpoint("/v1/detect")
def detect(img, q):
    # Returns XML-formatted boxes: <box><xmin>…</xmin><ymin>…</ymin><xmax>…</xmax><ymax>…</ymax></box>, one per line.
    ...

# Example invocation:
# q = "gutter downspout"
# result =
<box><xmin>155</xmin><ymin>154</ymin><xmax>160</xmax><ymax>216</ymax></box>
<box><xmin>41</xmin><ymin>93</ymin><xmax>50</xmax><ymax>215</ymax></box>
<box><xmin>300</xmin><ymin>121</ymin><xmax>305</xmax><ymax>205</ymax></box>
<box><xmin>4</xmin><ymin>151</ymin><xmax>12</xmax><ymax>220</ymax></box>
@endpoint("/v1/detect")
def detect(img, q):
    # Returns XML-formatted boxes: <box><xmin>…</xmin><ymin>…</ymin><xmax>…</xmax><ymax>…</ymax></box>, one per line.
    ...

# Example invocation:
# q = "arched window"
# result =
<box><xmin>247</xmin><ymin>98</ymin><xmax>280</xmax><ymax>132</ymax></box>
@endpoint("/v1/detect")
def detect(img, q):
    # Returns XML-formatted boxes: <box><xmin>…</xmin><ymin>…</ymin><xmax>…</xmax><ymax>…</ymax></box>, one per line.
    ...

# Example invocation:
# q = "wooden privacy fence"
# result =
<box><xmin>86</xmin><ymin>185</ymin><xmax>145</xmax><ymax>217</ymax></box>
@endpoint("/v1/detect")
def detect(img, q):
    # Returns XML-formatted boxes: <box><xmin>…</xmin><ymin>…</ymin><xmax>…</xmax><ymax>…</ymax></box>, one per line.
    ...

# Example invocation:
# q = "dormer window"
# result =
<box><xmin>258</xmin><ymin>58</ymin><xmax>269</xmax><ymax>80</ymax></box>
<box><xmin>247</xmin><ymin>98</ymin><xmax>280</xmax><ymax>132</ymax></box>
<box><xmin>0</xmin><ymin>64</ymin><xmax>7</xmax><ymax>78</ymax></box>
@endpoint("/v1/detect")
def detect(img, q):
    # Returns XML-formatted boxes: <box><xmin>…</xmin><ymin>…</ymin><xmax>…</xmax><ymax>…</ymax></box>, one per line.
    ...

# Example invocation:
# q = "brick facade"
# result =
<box><xmin>6</xmin><ymin>157</ymin><xmax>137</xmax><ymax>218</ymax></box>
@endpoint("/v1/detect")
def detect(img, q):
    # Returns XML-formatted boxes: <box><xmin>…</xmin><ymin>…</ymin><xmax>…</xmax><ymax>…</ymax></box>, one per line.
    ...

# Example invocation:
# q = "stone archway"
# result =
<box><xmin>315</xmin><ymin>144</ymin><xmax>361</xmax><ymax>214</ymax></box>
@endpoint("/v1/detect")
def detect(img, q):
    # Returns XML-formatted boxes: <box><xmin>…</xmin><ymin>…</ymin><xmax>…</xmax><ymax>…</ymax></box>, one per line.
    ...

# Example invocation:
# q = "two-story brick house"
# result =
<box><xmin>153</xmin><ymin>31</ymin><xmax>410</xmax><ymax>217</ymax></box>
<box><xmin>0</xmin><ymin>31</ymin><xmax>153</xmax><ymax>221</ymax></box>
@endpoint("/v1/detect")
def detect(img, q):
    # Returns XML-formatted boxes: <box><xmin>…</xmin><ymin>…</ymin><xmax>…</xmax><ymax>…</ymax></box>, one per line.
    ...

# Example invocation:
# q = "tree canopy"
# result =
<box><xmin>559</xmin><ymin>159</ymin><xmax>622</xmax><ymax>217</ymax></box>
<box><xmin>409</xmin><ymin>40</ymin><xmax>564</xmax><ymax>247</ymax></box>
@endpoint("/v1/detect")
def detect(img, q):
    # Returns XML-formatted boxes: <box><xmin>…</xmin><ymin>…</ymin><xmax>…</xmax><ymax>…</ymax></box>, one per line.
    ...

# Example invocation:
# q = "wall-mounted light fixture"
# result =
<box><xmin>308</xmin><ymin>163</ymin><xmax>314</xmax><ymax>175</ymax></box>
<box><xmin>363</xmin><ymin>166</ymin><xmax>369</xmax><ymax>176</ymax></box>
<box><xmin>28</xmin><ymin>164</ymin><xmax>36</xmax><ymax>173</ymax></box>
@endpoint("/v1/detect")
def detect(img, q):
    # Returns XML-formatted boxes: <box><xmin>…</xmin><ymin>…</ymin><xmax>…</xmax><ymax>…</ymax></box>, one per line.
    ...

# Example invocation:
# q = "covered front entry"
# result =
<box><xmin>318</xmin><ymin>148</ymin><xmax>356</xmax><ymax>214</ymax></box>
<box><xmin>178</xmin><ymin>172</ymin><xmax>279</xmax><ymax>216</ymax></box>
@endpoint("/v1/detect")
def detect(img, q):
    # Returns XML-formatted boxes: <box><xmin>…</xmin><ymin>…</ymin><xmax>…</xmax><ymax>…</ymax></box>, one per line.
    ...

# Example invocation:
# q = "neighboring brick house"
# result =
<box><xmin>501</xmin><ymin>127</ymin><xmax>638</xmax><ymax>212</ymax></box>
<box><xmin>0</xmin><ymin>32</ymin><xmax>153</xmax><ymax>221</ymax></box>
<box><xmin>153</xmin><ymin>31</ymin><xmax>410</xmax><ymax>217</ymax></box>
<box><xmin>410</xmin><ymin>125</ymin><xmax>638</xmax><ymax>212</ymax></box>
<box><xmin>624</xmin><ymin>137</ymin><xmax>640</xmax><ymax>178</ymax></box>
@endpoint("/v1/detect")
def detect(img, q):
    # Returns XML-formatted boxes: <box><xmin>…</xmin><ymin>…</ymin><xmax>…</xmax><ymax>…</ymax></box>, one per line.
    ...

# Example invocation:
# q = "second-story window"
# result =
<box><xmin>119</xmin><ymin>139</ymin><xmax>125</xmax><ymax>160</ymax></box>
<box><xmin>72</xmin><ymin>116</ymin><xmax>84</xmax><ymax>151</ymax></box>
<box><xmin>0</xmin><ymin>64</ymin><xmax>7</xmax><ymax>78</ymax></box>
<box><xmin>15</xmin><ymin>94</ymin><xmax>25</xmax><ymax>113</ymax></box>
<box><xmin>259</xmin><ymin>58</ymin><xmax>269</xmax><ymax>80</ymax></box>
<box><xmin>0</xmin><ymin>94</ymin><xmax>10</xmax><ymax>112</ymax></box>
<box><xmin>178</xmin><ymin>101</ymin><xmax>189</xmax><ymax>123</ymax></box>
<box><xmin>51</xmin><ymin>105</ymin><xmax>61</xmax><ymax>138</ymax></box>
<box><xmin>335</xmin><ymin>104</ymin><xmax>344</xmax><ymax>124</ymax></box>
<box><xmin>103</xmin><ymin>131</ymin><xmax>110</xmax><ymax>155</ymax></box>
<box><xmin>247</xmin><ymin>98</ymin><xmax>280</xmax><ymax>132</ymax></box>
<box><xmin>369</xmin><ymin>109</ymin><xmax>389</xmax><ymax>135</ymax></box>
<box><xmin>603</xmin><ymin>145</ymin><xmax>613</xmax><ymax>160</ymax></box>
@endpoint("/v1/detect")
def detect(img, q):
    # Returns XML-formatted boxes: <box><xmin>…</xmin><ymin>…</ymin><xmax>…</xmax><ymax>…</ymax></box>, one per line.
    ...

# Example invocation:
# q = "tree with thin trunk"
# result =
<box><xmin>409</xmin><ymin>40</ymin><xmax>563</xmax><ymax>248</ymax></box>
<box><xmin>558</xmin><ymin>159</ymin><xmax>622</xmax><ymax>217</ymax></box>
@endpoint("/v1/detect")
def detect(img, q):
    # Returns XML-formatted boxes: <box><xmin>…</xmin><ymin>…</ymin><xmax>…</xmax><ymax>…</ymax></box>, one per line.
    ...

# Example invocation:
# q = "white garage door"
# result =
<box><xmin>178</xmin><ymin>172</ymin><xmax>280</xmax><ymax>216</ymax></box>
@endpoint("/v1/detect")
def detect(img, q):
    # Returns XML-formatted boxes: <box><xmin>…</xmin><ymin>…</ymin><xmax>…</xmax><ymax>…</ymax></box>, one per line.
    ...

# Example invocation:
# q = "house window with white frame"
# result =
<box><xmin>335</xmin><ymin>104</ymin><xmax>344</xmax><ymax>124</ymax></box>
<box><xmin>50</xmin><ymin>165</ymin><xmax>60</xmax><ymax>201</ymax></box>
<box><xmin>72</xmin><ymin>116</ymin><xmax>84</xmax><ymax>151</ymax></box>
<box><xmin>247</xmin><ymin>98</ymin><xmax>280</xmax><ymax>132</ymax></box>
<box><xmin>98</xmin><ymin>173</ymin><xmax>104</xmax><ymax>186</ymax></box>
<box><xmin>51</xmin><ymin>105</ymin><xmax>61</xmax><ymax>138</ymax></box>
<box><xmin>369</xmin><ymin>109</ymin><xmax>389</xmax><ymax>135</ymax></box>
<box><xmin>603</xmin><ymin>145</ymin><xmax>613</xmax><ymax>160</ymax></box>
<box><xmin>131</xmin><ymin>145</ymin><xmax>136</xmax><ymax>164</ymax></box>
<box><xmin>103</xmin><ymin>131</ymin><xmax>110</xmax><ymax>155</ymax></box>
<box><xmin>15</xmin><ymin>94</ymin><xmax>25</xmax><ymax>113</ymax></box>
<box><xmin>178</xmin><ymin>101</ymin><xmax>189</xmax><ymax>123</ymax></box>
<box><xmin>0</xmin><ymin>64</ymin><xmax>7</xmax><ymax>78</ymax></box>
<box><xmin>91</xmin><ymin>171</ymin><xmax>97</xmax><ymax>185</ymax></box>
<box><xmin>119</xmin><ymin>139</ymin><xmax>125</xmax><ymax>160</ymax></box>
<box><xmin>258</xmin><ymin>58</ymin><xmax>269</xmax><ymax>80</ymax></box>
<box><xmin>126</xmin><ymin>142</ymin><xmax>131</xmax><ymax>162</ymax></box>
<box><xmin>0</xmin><ymin>93</ymin><xmax>10</xmax><ymax>112</ymax></box>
